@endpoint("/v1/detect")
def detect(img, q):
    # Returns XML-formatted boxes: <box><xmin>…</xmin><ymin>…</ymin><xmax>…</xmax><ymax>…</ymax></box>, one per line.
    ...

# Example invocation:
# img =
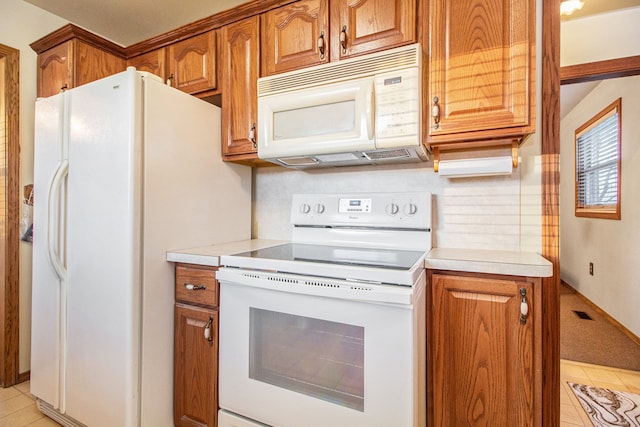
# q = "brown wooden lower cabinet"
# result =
<box><xmin>174</xmin><ymin>265</ymin><xmax>219</xmax><ymax>427</ymax></box>
<box><xmin>427</xmin><ymin>270</ymin><xmax>542</xmax><ymax>427</ymax></box>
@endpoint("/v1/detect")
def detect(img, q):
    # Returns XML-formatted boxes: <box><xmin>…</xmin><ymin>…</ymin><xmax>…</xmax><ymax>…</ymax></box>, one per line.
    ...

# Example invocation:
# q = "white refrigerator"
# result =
<box><xmin>31</xmin><ymin>68</ymin><xmax>251</xmax><ymax>427</ymax></box>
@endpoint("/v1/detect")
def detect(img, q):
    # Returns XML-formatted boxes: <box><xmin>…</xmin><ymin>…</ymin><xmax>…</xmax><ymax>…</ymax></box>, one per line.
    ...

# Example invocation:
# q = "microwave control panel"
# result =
<box><xmin>374</xmin><ymin>67</ymin><xmax>420</xmax><ymax>144</ymax></box>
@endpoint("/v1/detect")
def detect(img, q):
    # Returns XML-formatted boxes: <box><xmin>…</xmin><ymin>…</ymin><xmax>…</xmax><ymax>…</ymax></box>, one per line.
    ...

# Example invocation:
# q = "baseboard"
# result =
<box><xmin>17</xmin><ymin>371</ymin><xmax>30</xmax><ymax>384</ymax></box>
<box><xmin>561</xmin><ymin>280</ymin><xmax>640</xmax><ymax>347</ymax></box>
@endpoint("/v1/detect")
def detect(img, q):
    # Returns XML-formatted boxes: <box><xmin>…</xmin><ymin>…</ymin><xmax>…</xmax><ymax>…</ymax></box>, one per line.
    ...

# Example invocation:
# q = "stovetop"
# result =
<box><xmin>219</xmin><ymin>192</ymin><xmax>432</xmax><ymax>286</ymax></box>
<box><xmin>231</xmin><ymin>243</ymin><xmax>425</xmax><ymax>271</ymax></box>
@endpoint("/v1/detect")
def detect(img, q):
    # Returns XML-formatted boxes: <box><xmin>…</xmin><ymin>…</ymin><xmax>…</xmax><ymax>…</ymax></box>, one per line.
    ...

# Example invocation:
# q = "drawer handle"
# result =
<box><xmin>340</xmin><ymin>25</ymin><xmax>347</xmax><ymax>53</ymax></box>
<box><xmin>184</xmin><ymin>282</ymin><xmax>206</xmax><ymax>291</ymax></box>
<box><xmin>204</xmin><ymin>316</ymin><xmax>213</xmax><ymax>342</ymax></box>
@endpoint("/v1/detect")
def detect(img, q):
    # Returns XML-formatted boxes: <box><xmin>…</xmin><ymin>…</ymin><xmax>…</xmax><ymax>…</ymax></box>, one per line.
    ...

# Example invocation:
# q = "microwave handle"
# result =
<box><xmin>366</xmin><ymin>83</ymin><xmax>374</xmax><ymax>140</ymax></box>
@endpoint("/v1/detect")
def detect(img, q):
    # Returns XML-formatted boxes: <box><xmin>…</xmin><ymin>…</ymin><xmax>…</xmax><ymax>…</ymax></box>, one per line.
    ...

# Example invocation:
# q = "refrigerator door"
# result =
<box><xmin>63</xmin><ymin>70</ymin><xmax>141</xmax><ymax>427</ymax></box>
<box><xmin>31</xmin><ymin>91</ymin><xmax>69</xmax><ymax>411</ymax></box>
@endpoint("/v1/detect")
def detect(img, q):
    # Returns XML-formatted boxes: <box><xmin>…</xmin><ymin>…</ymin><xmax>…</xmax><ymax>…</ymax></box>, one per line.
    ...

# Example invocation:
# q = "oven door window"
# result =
<box><xmin>249</xmin><ymin>308</ymin><xmax>364</xmax><ymax>411</ymax></box>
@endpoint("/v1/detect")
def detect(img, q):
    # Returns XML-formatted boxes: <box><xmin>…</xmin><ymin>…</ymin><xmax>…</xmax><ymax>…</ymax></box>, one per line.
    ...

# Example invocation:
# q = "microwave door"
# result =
<box><xmin>258</xmin><ymin>77</ymin><xmax>375</xmax><ymax>159</ymax></box>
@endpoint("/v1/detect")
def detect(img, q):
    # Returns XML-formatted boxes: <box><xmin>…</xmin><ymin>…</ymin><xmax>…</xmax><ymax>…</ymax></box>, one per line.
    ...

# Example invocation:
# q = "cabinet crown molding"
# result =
<box><xmin>30</xmin><ymin>24</ymin><xmax>126</xmax><ymax>57</ymax></box>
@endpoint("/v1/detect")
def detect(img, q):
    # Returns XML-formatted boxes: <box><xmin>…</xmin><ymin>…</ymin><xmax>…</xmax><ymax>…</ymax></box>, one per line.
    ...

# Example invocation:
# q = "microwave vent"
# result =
<box><xmin>364</xmin><ymin>148</ymin><xmax>411</xmax><ymax>160</ymax></box>
<box><xmin>258</xmin><ymin>43</ymin><xmax>421</xmax><ymax>96</ymax></box>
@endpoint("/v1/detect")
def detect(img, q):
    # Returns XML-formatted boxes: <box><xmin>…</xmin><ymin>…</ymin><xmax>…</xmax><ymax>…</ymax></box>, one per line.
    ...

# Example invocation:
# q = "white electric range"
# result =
<box><xmin>216</xmin><ymin>192</ymin><xmax>431</xmax><ymax>427</ymax></box>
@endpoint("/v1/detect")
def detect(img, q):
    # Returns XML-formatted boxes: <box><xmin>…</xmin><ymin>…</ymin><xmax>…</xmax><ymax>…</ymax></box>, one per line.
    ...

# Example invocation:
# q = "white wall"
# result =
<box><xmin>560</xmin><ymin>9</ymin><xmax>640</xmax><ymax>337</ymax></box>
<box><xmin>560</xmin><ymin>76</ymin><xmax>640</xmax><ymax>337</ymax></box>
<box><xmin>254</xmin><ymin>162</ymin><xmax>529</xmax><ymax>251</ymax></box>
<box><xmin>0</xmin><ymin>0</ymin><xmax>68</xmax><ymax>373</ymax></box>
<box><xmin>561</xmin><ymin>7</ymin><xmax>640</xmax><ymax>66</ymax></box>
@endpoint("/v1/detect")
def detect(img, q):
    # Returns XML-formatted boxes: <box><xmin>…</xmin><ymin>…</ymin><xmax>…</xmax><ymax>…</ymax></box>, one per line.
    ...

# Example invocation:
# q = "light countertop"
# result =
<box><xmin>167</xmin><ymin>241</ymin><xmax>553</xmax><ymax>278</ymax></box>
<box><xmin>425</xmin><ymin>247</ymin><xmax>553</xmax><ymax>278</ymax></box>
<box><xmin>166</xmin><ymin>239</ymin><xmax>286</xmax><ymax>267</ymax></box>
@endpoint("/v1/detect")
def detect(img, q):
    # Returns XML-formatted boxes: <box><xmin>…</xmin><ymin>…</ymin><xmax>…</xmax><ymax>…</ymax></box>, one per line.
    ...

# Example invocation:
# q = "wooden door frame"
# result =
<box><xmin>560</xmin><ymin>55</ymin><xmax>640</xmax><ymax>84</ymax></box>
<box><xmin>541</xmin><ymin>0</ymin><xmax>640</xmax><ymax>421</ymax></box>
<box><xmin>541</xmin><ymin>0</ymin><xmax>561</xmax><ymax>424</ymax></box>
<box><xmin>0</xmin><ymin>43</ymin><xmax>20</xmax><ymax>387</ymax></box>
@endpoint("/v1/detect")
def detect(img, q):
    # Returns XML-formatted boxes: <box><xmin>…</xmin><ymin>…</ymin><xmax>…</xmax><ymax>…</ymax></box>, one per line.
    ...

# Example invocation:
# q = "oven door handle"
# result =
<box><xmin>216</xmin><ymin>268</ymin><xmax>418</xmax><ymax>306</ymax></box>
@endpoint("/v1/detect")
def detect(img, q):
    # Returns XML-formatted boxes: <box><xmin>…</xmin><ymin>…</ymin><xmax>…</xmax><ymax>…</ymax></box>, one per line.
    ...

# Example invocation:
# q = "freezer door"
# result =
<box><xmin>31</xmin><ymin>91</ymin><xmax>68</xmax><ymax>411</ymax></box>
<box><xmin>63</xmin><ymin>70</ymin><xmax>141</xmax><ymax>427</ymax></box>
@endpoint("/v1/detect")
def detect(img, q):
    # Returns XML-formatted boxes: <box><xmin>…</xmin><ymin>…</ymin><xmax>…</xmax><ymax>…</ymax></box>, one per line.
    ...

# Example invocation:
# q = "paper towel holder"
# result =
<box><xmin>432</xmin><ymin>141</ymin><xmax>519</xmax><ymax>174</ymax></box>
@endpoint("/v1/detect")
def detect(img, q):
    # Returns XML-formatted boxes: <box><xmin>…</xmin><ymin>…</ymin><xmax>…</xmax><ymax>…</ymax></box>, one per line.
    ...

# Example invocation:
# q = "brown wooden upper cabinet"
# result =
<box><xmin>261</xmin><ymin>0</ymin><xmax>416</xmax><ymax>76</ymax></box>
<box><xmin>32</xmin><ymin>25</ymin><xmax>126</xmax><ymax>98</ymax></box>
<box><xmin>169</xmin><ymin>32</ymin><xmax>217</xmax><ymax>94</ymax></box>
<box><xmin>127</xmin><ymin>31</ymin><xmax>217</xmax><ymax>95</ymax></box>
<box><xmin>426</xmin><ymin>0</ymin><xmax>536</xmax><ymax>146</ymax></box>
<box><xmin>127</xmin><ymin>48</ymin><xmax>167</xmax><ymax>81</ymax></box>
<box><xmin>220</xmin><ymin>16</ymin><xmax>261</xmax><ymax>162</ymax></box>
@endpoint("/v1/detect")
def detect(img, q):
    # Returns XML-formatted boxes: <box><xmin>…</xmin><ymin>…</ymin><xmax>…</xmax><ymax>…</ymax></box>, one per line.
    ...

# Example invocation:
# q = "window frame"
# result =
<box><xmin>574</xmin><ymin>97</ymin><xmax>622</xmax><ymax>220</ymax></box>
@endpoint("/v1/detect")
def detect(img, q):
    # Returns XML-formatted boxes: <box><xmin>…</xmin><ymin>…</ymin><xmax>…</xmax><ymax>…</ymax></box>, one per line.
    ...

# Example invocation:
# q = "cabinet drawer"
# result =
<box><xmin>175</xmin><ymin>265</ymin><xmax>219</xmax><ymax>308</ymax></box>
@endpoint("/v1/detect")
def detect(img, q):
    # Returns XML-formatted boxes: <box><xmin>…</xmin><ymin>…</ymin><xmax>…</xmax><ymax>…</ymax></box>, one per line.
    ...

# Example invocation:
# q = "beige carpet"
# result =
<box><xmin>561</xmin><ymin>283</ymin><xmax>640</xmax><ymax>371</ymax></box>
<box><xmin>569</xmin><ymin>382</ymin><xmax>640</xmax><ymax>426</ymax></box>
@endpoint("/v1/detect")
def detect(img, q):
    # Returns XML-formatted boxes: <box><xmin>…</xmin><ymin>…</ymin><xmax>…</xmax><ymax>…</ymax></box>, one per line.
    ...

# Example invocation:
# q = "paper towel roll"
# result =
<box><xmin>437</xmin><ymin>156</ymin><xmax>513</xmax><ymax>178</ymax></box>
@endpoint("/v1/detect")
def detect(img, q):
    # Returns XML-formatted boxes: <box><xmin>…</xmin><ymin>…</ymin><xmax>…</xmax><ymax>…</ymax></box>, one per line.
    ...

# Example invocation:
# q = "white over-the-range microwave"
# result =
<box><xmin>257</xmin><ymin>43</ymin><xmax>429</xmax><ymax>169</ymax></box>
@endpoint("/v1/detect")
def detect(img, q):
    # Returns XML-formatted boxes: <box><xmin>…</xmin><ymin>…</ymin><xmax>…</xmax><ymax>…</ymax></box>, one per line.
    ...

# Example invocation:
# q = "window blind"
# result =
<box><xmin>576</xmin><ymin>112</ymin><xmax>619</xmax><ymax>208</ymax></box>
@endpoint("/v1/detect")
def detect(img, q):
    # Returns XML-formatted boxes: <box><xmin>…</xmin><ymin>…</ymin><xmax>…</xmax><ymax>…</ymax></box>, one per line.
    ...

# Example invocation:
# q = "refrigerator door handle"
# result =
<box><xmin>47</xmin><ymin>159</ymin><xmax>69</xmax><ymax>281</ymax></box>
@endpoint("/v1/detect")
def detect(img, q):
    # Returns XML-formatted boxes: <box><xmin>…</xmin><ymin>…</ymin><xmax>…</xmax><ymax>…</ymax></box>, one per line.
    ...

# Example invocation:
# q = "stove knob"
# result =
<box><xmin>404</xmin><ymin>203</ymin><xmax>418</xmax><ymax>215</ymax></box>
<box><xmin>315</xmin><ymin>203</ymin><xmax>325</xmax><ymax>214</ymax></box>
<box><xmin>386</xmin><ymin>203</ymin><xmax>400</xmax><ymax>215</ymax></box>
<box><xmin>300</xmin><ymin>203</ymin><xmax>311</xmax><ymax>214</ymax></box>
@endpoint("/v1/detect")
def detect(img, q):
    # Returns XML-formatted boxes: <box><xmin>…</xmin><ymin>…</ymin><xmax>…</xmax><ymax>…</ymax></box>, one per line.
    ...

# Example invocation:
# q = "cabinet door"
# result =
<box><xmin>37</xmin><ymin>41</ymin><xmax>73</xmax><ymax>98</ymax></box>
<box><xmin>128</xmin><ymin>48</ymin><xmax>167</xmax><ymax>81</ymax></box>
<box><xmin>330</xmin><ymin>0</ymin><xmax>416</xmax><ymax>61</ymax></box>
<box><xmin>174</xmin><ymin>304</ymin><xmax>218</xmax><ymax>427</ymax></box>
<box><xmin>430</xmin><ymin>273</ymin><xmax>535</xmax><ymax>426</ymax></box>
<box><xmin>428</xmin><ymin>0</ymin><xmax>534</xmax><ymax>140</ymax></box>
<box><xmin>168</xmin><ymin>31</ymin><xmax>217</xmax><ymax>94</ymax></box>
<box><xmin>262</xmin><ymin>0</ymin><xmax>329</xmax><ymax>76</ymax></box>
<box><xmin>74</xmin><ymin>40</ymin><xmax>126</xmax><ymax>88</ymax></box>
<box><xmin>221</xmin><ymin>16</ymin><xmax>260</xmax><ymax>157</ymax></box>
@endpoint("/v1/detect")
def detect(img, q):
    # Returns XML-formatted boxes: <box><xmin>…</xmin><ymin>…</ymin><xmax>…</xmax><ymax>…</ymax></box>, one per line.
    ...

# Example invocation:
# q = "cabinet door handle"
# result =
<box><xmin>250</xmin><ymin>123</ymin><xmax>257</xmax><ymax>148</ymax></box>
<box><xmin>60</xmin><ymin>83</ymin><xmax>68</xmax><ymax>92</ymax></box>
<box><xmin>432</xmin><ymin>96</ymin><xmax>441</xmax><ymax>130</ymax></box>
<box><xmin>166</xmin><ymin>73</ymin><xmax>174</xmax><ymax>86</ymax></box>
<box><xmin>317</xmin><ymin>31</ymin><xmax>325</xmax><ymax>59</ymax></box>
<box><xmin>340</xmin><ymin>25</ymin><xmax>347</xmax><ymax>53</ymax></box>
<box><xmin>184</xmin><ymin>282</ymin><xmax>206</xmax><ymax>291</ymax></box>
<box><xmin>204</xmin><ymin>316</ymin><xmax>213</xmax><ymax>342</ymax></box>
<box><xmin>520</xmin><ymin>288</ymin><xmax>529</xmax><ymax>324</ymax></box>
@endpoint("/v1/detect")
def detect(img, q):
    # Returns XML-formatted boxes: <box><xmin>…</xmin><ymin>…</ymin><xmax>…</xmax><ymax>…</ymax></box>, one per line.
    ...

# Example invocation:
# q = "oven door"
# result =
<box><xmin>217</xmin><ymin>268</ymin><xmax>425</xmax><ymax>427</ymax></box>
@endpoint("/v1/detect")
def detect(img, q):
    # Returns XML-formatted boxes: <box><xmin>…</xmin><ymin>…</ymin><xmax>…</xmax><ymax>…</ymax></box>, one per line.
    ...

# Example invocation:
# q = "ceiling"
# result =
<box><xmin>22</xmin><ymin>0</ymin><xmax>252</xmax><ymax>46</ymax></box>
<box><xmin>23</xmin><ymin>0</ymin><xmax>640</xmax><ymax>47</ymax></box>
<box><xmin>561</xmin><ymin>0</ymin><xmax>640</xmax><ymax>20</ymax></box>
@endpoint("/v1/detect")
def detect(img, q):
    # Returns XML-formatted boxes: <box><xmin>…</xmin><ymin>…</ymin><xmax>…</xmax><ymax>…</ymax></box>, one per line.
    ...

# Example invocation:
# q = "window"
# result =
<box><xmin>575</xmin><ymin>98</ymin><xmax>621</xmax><ymax>219</ymax></box>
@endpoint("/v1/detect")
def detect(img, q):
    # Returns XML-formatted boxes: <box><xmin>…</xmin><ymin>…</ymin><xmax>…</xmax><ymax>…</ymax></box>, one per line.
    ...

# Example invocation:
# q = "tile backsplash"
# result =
<box><xmin>253</xmin><ymin>161</ymin><xmax>537</xmax><ymax>252</ymax></box>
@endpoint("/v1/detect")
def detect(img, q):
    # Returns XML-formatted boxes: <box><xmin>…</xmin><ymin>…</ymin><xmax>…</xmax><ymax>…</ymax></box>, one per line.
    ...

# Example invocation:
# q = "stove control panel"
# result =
<box><xmin>338</xmin><ymin>198</ymin><xmax>372</xmax><ymax>213</ymax></box>
<box><xmin>291</xmin><ymin>192</ymin><xmax>431</xmax><ymax>230</ymax></box>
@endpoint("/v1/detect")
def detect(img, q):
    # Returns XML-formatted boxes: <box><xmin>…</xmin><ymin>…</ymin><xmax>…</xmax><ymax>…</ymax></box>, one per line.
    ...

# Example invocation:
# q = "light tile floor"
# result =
<box><xmin>0</xmin><ymin>381</ymin><xmax>60</xmax><ymax>426</ymax></box>
<box><xmin>1</xmin><ymin>362</ymin><xmax>639</xmax><ymax>426</ymax></box>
